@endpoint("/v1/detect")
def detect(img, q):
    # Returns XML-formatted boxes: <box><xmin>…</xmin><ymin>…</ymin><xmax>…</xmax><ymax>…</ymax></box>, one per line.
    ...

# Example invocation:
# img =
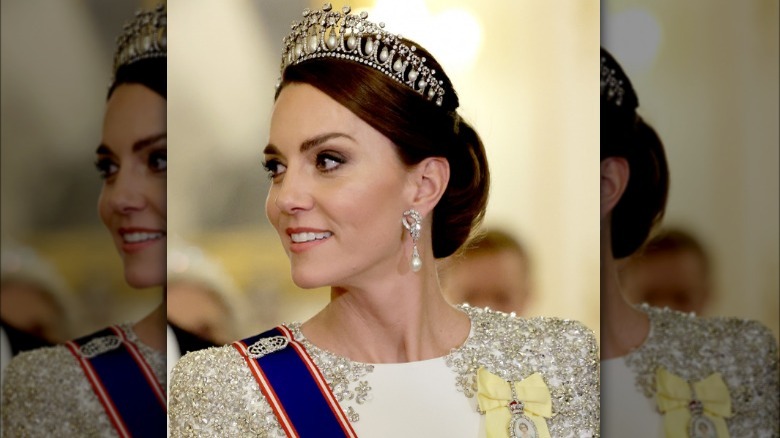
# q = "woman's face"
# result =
<box><xmin>97</xmin><ymin>83</ymin><xmax>166</xmax><ymax>288</ymax></box>
<box><xmin>265</xmin><ymin>83</ymin><xmax>415</xmax><ymax>289</ymax></box>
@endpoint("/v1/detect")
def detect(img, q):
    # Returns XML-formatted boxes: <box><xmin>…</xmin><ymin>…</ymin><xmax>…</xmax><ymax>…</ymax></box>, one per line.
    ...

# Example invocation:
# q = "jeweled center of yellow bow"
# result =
<box><xmin>655</xmin><ymin>367</ymin><xmax>732</xmax><ymax>438</ymax></box>
<box><xmin>689</xmin><ymin>398</ymin><xmax>704</xmax><ymax>415</ymax></box>
<box><xmin>508</xmin><ymin>400</ymin><xmax>524</xmax><ymax>415</ymax></box>
<box><xmin>476</xmin><ymin>367</ymin><xmax>552</xmax><ymax>438</ymax></box>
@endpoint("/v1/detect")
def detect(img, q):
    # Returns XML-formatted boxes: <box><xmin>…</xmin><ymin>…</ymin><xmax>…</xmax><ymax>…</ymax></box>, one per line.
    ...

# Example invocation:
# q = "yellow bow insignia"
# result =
<box><xmin>476</xmin><ymin>367</ymin><xmax>552</xmax><ymax>438</ymax></box>
<box><xmin>655</xmin><ymin>367</ymin><xmax>732</xmax><ymax>438</ymax></box>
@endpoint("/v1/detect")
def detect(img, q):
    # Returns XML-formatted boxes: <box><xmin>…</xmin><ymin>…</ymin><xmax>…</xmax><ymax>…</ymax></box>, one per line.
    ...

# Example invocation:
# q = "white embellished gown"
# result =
<box><xmin>169</xmin><ymin>305</ymin><xmax>600</xmax><ymax>437</ymax></box>
<box><xmin>1</xmin><ymin>324</ymin><xmax>166</xmax><ymax>437</ymax></box>
<box><xmin>601</xmin><ymin>304</ymin><xmax>779</xmax><ymax>437</ymax></box>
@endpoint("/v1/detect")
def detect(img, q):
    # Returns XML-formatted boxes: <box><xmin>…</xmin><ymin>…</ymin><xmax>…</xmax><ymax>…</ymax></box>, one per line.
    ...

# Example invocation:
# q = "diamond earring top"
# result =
<box><xmin>280</xmin><ymin>3</ymin><xmax>447</xmax><ymax>106</ymax></box>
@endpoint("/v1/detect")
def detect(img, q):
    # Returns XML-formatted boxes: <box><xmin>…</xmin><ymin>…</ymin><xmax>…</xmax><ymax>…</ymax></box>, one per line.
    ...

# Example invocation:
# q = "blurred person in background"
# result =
<box><xmin>167</xmin><ymin>243</ymin><xmax>245</xmax><ymax>394</ymax></box>
<box><xmin>2</xmin><ymin>4</ymin><xmax>167</xmax><ymax>436</ymax></box>
<box><xmin>600</xmin><ymin>47</ymin><xmax>778</xmax><ymax>436</ymax></box>
<box><xmin>441</xmin><ymin>228</ymin><xmax>533</xmax><ymax>315</ymax></box>
<box><xmin>167</xmin><ymin>244</ymin><xmax>242</xmax><ymax>352</ymax></box>
<box><xmin>0</xmin><ymin>245</ymin><xmax>78</xmax><ymax>353</ymax></box>
<box><xmin>620</xmin><ymin>227</ymin><xmax>712</xmax><ymax>315</ymax></box>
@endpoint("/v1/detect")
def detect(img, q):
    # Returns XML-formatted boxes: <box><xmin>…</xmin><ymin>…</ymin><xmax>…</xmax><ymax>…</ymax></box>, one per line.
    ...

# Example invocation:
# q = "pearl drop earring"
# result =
<box><xmin>402</xmin><ymin>209</ymin><xmax>423</xmax><ymax>272</ymax></box>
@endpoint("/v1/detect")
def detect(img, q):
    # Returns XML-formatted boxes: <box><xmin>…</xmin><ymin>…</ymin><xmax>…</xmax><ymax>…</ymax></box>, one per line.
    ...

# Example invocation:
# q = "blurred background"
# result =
<box><xmin>603</xmin><ymin>0</ymin><xmax>779</xmax><ymax>338</ymax></box>
<box><xmin>1</xmin><ymin>0</ymin><xmax>161</xmax><ymax>347</ymax></box>
<box><xmin>168</xmin><ymin>0</ymin><xmax>600</xmax><ymax>341</ymax></box>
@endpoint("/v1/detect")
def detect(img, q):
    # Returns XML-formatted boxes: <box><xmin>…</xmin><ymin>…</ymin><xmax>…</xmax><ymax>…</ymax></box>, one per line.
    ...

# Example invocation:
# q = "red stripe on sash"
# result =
<box><xmin>232</xmin><ymin>341</ymin><xmax>299</xmax><ymax>438</ymax></box>
<box><xmin>109</xmin><ymin>326</ymin><xmax>167</xmax><ymax>411</ymax></box>
<box><xmin>277</xmin><ymin>325</ymin><xmax>358</xmax><ymax>438</ymax></box>
<box><xmin>65</xmin><ymin>341</ymin><xmax>132</xmax><ymax>438</ymax></box>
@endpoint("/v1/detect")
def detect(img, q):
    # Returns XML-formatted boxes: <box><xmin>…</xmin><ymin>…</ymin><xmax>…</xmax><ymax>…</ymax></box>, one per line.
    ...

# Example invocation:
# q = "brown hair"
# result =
<box><xmin>601</xmin><ymin>48</ymin><xmax>669</xmax><ymax>258</ymax></box>
<box><xmin>276</xmin><ymin>39</ymin><xmax>490</xmax><ymax>258</ymax></box>
<box><xmin>108</xmin><ymin>58</ymin><xmax>166</xmax><ymax>100</ymax></box>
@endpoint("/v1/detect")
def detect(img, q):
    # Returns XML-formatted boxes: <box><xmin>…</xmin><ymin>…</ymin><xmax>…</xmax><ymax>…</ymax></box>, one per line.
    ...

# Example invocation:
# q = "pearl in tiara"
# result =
<box><xmin>280</xmin><ymin>3</ymin><xmax>447</xmax><ymax>106</ymax></box>
<box><xmin>601</xmin><ymin>55</ymin><xmax>626</xmax><ymax>107</ymax></box>
<box><xmin>111</xmin><ymin>3</ymin><xmax>166</xmax><ymax>85</ymax></box>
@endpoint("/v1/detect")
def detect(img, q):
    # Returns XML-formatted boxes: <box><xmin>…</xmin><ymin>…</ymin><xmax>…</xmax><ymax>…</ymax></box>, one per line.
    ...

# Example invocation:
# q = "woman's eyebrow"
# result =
<box><xmin>96</xmin><ymin>132</ymin><xmax>166</xmax><ymax>155</ymax></box>
<box><xmin>263</xmin><ymin>132</ymin><xmax>355</xmax><ymax>156</ymax></box>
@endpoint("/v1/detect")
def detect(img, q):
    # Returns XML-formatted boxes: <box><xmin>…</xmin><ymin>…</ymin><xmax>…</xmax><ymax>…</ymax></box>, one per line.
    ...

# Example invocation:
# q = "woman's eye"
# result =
<box><xmin>149</xmin><ymin>150</ymin><xmax>167</xmax><ymax>172</ymax></box>
<box><xmin>94</xmin><ymin>158</ymin><xmax>118</xmax><ymax>180</ymax></box>
<box><xmin>316</xmin><ymin>152</ymin><xmax>344</xmax><ymax>172</ymax></box>
<box><xmin>263</xmin><ymin>159</ymin><xmax>287</xmax><ymax>179</ymax></box>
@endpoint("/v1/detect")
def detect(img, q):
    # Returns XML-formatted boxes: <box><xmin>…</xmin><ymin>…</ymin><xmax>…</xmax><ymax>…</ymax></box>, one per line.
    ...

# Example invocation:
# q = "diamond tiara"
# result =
<box><xmin>112</xmin><ymin>3</ymin><xmax>167</xmax><ymax>82</ymax></box>
<box><xmin>281</xmin><ymin>3</ymin><xmax>447</xmax><ymax>106</ymax></box>
<box><xmin>600</xmin><ymin>55</ymin><xmax>626</xmax><ymax>107</ymax></box>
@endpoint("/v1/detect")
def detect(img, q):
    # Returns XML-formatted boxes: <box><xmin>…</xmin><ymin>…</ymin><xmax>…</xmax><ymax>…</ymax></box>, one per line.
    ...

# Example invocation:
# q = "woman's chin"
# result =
<box><xmin>290</xmin><ymin>268</ymin><xmax>330</xmax><ymax>290</ymax></box>
<box><xmin>123</xmin><ymin>266</ymin><xmax>165</xmax><ymax>289</ymax></box>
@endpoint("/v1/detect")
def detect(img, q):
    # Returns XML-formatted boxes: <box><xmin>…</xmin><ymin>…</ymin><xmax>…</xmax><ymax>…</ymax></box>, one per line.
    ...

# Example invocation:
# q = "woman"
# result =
<box><xmin>0</xmin><ymin>244</ymin><xmax>77</xmax><ymax>351</ymax></box>
<box><xmin>599</xmin><ymin>47</ymin><xmax>779</xmax><ymax>436</ymax></box>
<box><xmin>1</xmin><ymin>4</ymin><xmax>167</xmax><ymax>436</ymax></box>
<box><xmin>169</xmin><ymin>5</ymin><xmax>598</xmax><ymax>437</ymax></box>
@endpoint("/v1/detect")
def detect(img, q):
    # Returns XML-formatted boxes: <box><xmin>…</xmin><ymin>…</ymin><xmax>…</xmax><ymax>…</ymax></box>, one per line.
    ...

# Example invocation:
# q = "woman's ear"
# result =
<box><xmin>601</xmin><ymin>157</ymin><xmax>629</xmax><ymax>220</ymax></box>
<box><xmin>409</xmin><ymin>156</ymin><xmax>450</xmax><ymax>217</ymax></box>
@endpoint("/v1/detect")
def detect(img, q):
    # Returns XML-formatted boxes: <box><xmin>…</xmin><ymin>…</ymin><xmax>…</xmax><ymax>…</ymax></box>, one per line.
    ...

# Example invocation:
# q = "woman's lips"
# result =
<box><xmin>290</xmin><ymin>231</ymin><xmax>332</xmax><ymax>243</ymax></box>
<box><xmin>119</xmin><ymin>228</ymin><xmax>166</xmax><ymax>254</ymax></box>
<box><xmin>286</xmin><ymin>228</ymin><xmax>332</xmax><ymax>253</ymax></box>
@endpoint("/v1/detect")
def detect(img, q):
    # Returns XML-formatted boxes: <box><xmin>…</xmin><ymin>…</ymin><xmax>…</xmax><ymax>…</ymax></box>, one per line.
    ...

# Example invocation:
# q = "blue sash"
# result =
<box><xmin>66</xmin><ymin>326</ymin><xmax>166</xmax><ymax>437</ymax></box>
<box><xmin>233</xmin><ymin>326</ymin><xmax>357</xmax><ymax>438</ymax></box>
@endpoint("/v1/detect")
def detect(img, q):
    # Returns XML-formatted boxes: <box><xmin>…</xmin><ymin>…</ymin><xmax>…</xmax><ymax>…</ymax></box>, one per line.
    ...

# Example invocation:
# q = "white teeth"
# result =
<box><xmin>123</xmin><ymin>232</ymin><xmax>164</xmax><ymax>243</ymax></box>
<box><xmin>291</xmin><ymin>231</ymin><xmax>332</xmax><ymax>243</ymax></box>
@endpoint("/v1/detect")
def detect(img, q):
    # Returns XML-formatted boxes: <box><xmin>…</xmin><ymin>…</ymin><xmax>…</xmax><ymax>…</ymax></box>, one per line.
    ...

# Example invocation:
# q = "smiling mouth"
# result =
<box><xmin>290</xmin><ymin>231</ymin><xmax>332</xmax><ymax>243</ymax></box>
<box><xmin>121</xmin><ymin>231</ymin><xmax>165</xmax><ymax>243</ymax></box>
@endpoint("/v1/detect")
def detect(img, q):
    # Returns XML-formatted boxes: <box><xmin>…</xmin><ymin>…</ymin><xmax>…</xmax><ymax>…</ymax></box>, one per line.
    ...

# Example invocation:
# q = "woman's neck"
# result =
<box><xmin>132</xmin><ymin>297</ymin><xmax>167</xmax><ymax>353</ymax></box>
<box><xmin>600</xmin><ymin>239</ymin><xmax>650</xmax><ymax>360</ymax></box>
<box><xmin>301</xmin><ymin>265</ymin><xmax>470</xmax><ymax>364</ymax></box>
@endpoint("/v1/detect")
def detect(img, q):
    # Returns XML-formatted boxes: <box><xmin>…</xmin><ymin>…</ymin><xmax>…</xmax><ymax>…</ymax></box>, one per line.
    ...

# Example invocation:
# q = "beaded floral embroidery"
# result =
<box><xmin>170</xmin><ymin>305</ymin><xmax>599</xmax><ymax>437</ymax></box>
<box><xmin>2</xmin><ymin>324</ymin><xmax>166</xmax><ymax>436</ymax></box>
<box><xmin>624</xmin><ymin>304</ymin><xmax>779</xmax><ymax>436</ymax></box>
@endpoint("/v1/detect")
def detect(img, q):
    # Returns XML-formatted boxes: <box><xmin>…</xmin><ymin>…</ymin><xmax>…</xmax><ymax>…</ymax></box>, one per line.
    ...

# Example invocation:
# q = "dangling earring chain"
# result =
<box><xmin>402</xmin><ymin>209</ymin><xmax>423</xmax><ymax>272</ymax></box>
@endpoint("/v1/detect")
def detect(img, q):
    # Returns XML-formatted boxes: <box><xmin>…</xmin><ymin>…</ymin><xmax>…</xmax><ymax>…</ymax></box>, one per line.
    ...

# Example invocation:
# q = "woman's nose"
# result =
<box><xmin>273</xmin><ymin>169</ymin><xmax>314</xmax><ymax>215</ymax></box>
<box><xmin>107</xmin><ymin>170</ymin><xmax>147</xmax><ymax>214</ymax></box>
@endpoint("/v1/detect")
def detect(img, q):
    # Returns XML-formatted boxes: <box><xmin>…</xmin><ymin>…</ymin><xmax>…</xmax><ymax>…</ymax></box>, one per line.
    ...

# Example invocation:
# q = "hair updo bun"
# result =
<box><xmin>277</xmin><ymin>38</ymin><xmax>489</xmax><ymax>259</ymax></box>
<box><xmin>601</xmin><ymin>48</ymin><xmax>669</xmax><ymax>258</ymax></box>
